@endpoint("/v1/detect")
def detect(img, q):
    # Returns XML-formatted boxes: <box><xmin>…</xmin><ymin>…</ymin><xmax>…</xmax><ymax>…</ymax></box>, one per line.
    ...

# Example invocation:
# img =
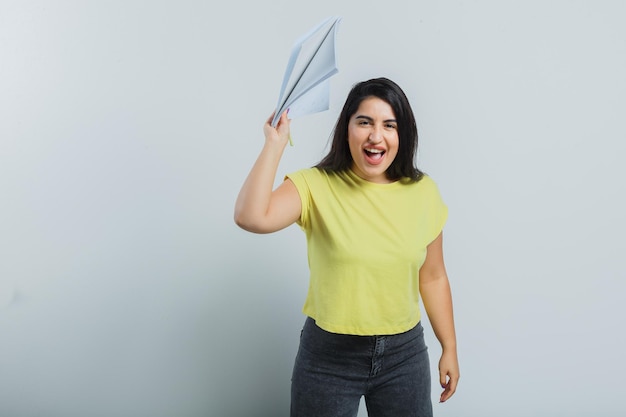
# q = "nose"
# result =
<box><xmin>368</xmin><ymin>126</ymin><xmax>383</xmax><ymax>143</ymax></box>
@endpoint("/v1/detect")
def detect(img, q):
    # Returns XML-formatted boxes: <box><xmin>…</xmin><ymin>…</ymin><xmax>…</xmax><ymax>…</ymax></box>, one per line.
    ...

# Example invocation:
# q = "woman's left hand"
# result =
<box><xmin>438</xmin><ymin>349</ymin><xmax>459</xmax><ymax>403</ymax></box>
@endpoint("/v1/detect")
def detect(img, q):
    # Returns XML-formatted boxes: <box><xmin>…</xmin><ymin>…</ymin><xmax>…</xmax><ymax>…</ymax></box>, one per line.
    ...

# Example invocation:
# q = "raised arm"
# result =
<box><xmin>234</xmin><ymin>111</ymin><xmax>302</xmax><ymax>234</ymax></box>
<box><xmin>419</xmin><ymin>232</ymin><xmax>459</xmax><ymax>403</ymax></box>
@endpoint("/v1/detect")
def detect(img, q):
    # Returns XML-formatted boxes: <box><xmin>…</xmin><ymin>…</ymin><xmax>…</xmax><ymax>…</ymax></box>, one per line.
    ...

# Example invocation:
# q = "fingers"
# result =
<box><xmin>439</xmin><ymin>371</ymin><xmax>459</xmax><ymax>403</ymax></box>
<box><xmin>266</xmin><ymin>111</ymin><xmax>276</xmax><ymax>126</ymax></box>
<box><xmin>276</xmin><ymin>109</ymin><xmax>290</xmax><ymax>131</ymax></box>
<box><xmin>263</xmin><ymin>110</ymin><xmax>291</xmax><ymax>146</ymax></box>
<box><xmin>439</xmin><ymin>371</ymin><xmax>449</xmax><ymax>403</ymax></box>
<box><xmin>439</xmin><ymin>369</ymin><xmax>447</xmax><ymax>389</ymax></box>
<box><xmin>265</xmin><ymin>110</ymin><xmax>289</xmax><ymax>127</ymax></box>
<box><xmin>273</xmin><ymin>110</ymin><xmax>291</xmax><ymax>142</ymax></box>
<box><xmin>438</xmin><ymin>350</ymin><xmax>459</xmax><ymax>403</ymax></box>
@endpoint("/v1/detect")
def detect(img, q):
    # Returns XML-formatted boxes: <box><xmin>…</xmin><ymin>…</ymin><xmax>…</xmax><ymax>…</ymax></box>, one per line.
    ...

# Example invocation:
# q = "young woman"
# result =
<box><xmin>235</xmin><ymin>78</ymin><xmax>459</xmax><ymax>417</ymax></box>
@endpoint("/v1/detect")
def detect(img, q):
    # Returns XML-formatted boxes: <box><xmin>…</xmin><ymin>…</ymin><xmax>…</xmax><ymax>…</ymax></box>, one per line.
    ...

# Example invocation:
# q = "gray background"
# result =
<box><xmin>1</xmin><ymin>1</ymin><xmax>625</xmax><ymax>416</ymax></box>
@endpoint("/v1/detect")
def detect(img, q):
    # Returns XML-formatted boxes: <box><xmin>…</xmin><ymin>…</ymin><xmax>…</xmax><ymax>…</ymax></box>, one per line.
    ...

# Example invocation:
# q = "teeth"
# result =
<box><xmin>365</xmin><ymin>148</ymin><xmax>383</xmax><ymax>153</ymax></box>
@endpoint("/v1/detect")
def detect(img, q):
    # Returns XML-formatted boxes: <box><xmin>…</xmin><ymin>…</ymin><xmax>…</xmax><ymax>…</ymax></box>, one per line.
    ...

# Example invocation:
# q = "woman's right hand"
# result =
<box><xmin>264</xmin><ymin>110</ymin><xmax>291</xmax><ymax>147</ymax></box>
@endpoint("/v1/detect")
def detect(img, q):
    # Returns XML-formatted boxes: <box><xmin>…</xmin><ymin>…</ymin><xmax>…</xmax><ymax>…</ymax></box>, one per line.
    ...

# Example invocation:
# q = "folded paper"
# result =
<box><xmin>271</xmin><ymin>16</ymin><xmax>342</xmax><ymax>132</ymax></box>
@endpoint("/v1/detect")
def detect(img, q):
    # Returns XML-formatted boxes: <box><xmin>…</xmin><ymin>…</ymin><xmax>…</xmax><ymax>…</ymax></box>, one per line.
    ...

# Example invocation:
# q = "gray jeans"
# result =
<box><xmin>291</xmin><ymin>317</ymin><xmax>432</xmax><ymax>417</ymax></box>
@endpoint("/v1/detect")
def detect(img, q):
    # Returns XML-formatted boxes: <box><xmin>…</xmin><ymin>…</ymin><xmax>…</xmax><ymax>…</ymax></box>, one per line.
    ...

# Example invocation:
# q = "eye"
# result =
<box><xmin>358</xmin><ymin>120</ymin><xmax>370</xmax><ymax>126</ymax></box>
<box><xmin>385</xmin><ymin>123</ymin><xmax>397</xmax><ymax>129</ymax></box>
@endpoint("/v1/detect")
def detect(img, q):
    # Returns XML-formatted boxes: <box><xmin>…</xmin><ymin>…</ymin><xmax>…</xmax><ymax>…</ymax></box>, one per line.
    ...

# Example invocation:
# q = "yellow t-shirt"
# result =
<box><xmin>286</xmin><ymin>168</ymin><xmax>448</xmax><ymax>336</ymax></box>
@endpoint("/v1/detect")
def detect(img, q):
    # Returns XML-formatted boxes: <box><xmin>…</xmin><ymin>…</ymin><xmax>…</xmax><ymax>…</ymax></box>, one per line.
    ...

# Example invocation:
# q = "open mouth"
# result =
<box><xmin>364</xmin><ymin>148</ymin><xmax>385</xmax><ymax>162</ymax></box>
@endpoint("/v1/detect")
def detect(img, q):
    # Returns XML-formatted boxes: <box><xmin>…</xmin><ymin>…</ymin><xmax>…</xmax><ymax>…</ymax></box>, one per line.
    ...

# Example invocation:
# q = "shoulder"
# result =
<box><xmin>400</xmin><ymin>175</ymin><xmax>446</xmax><ymax>206</ymax></box>
<box><xmin>398</xmin><ymin>174</ymin><xmax>438</xmax><ymax>192</ymax></box>
<box><xmin>416</xmin><ymin>175</ymin><xmax>445</xmax><ymax>194</ymax></box>
<box><xmin>286</xmin><ymin>167</ymin><xmax>322</xmax><ymax>181</ymax></box>
<box><xmin>417</xmin><ymin>174</ymin><xmax>439</xmax><ymax>190</ymax></box>
<box><xmin>284</xmin><ymin>168</ymin><xmax>324</xmax><ymax>200</ymax></box>
<box><xmin>286</xmin><ymin>167</ymin><xmax>346</xmax><ymax>186</ymax></box>
<box><xmin>286</xmin><ymin>167</ymin><xmax>319</xmax><ymax>188</ymax></box>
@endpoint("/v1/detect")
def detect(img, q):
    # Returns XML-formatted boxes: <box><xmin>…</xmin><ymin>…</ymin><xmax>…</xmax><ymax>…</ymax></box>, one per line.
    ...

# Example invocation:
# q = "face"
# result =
<box><xmin>348</xmin><ymin>97</ymin><xmax>399</xmax><ymax>184</ymax></box>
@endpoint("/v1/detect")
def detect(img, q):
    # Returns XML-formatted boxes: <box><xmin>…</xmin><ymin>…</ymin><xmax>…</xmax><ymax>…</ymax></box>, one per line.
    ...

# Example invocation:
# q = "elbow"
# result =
<box><xmin>233</xmin><ymin>210</ymin><xmax>267</xmax><ymax>234</ymax></box>
<box><xmin>233</xmin><ymin>210</ymin><xmax>253</xmax><ymax>232</ymax></box>
<box><xmin>233</xmin><ymin>200</ymin><xmax>252</xmax><ymax>231</ymax></box>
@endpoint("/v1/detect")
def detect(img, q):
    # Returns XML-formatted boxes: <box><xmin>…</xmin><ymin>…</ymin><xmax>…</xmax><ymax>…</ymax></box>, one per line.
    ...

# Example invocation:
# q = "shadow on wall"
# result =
<box><xmin>207</xmin><ymin>258</ymin><xmax>305</xmax><ymax>417</ymax></box>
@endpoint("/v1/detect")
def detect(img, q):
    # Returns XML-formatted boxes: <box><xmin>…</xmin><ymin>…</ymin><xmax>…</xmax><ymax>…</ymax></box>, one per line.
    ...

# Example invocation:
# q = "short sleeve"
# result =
<box><xmin>285</xmin><ymin>169</ymin><xmax>311</xmax><ymax>230</ymax></box>
<box><xmin>421</xmin><ymin>176</ymin><xmax>448</xmax><ymax>244</ymax></box>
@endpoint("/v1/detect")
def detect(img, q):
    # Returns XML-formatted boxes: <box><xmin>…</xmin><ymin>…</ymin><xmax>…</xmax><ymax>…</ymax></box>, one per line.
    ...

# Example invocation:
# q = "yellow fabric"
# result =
<box><xmin>285</xmin><ymin>168</ymin><xmax>448</xmax><ymax>336</ymax></box>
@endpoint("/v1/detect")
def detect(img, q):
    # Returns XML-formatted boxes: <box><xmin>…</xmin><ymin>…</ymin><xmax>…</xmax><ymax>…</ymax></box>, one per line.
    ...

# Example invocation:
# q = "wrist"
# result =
<box><xmin>263</xmin><ymin>138</ymin><xmax>287</xmax><ymax>155</ymax></box>
<box><xmin>441</xmin><ymin>342</ymin><xmax>457</xmax><ymax>354</ymax></box>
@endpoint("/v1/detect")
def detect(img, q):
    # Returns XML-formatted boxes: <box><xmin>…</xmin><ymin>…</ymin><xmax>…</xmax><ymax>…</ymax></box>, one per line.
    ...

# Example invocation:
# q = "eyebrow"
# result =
<box><xmin>354</xmin><ymin>115</ymin><xmax>397</xmax><ymax>123</ymax></box>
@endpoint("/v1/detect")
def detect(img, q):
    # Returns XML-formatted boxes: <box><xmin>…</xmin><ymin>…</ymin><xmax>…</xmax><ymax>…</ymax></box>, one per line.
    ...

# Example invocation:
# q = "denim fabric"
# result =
<box><xmin>291</xmin><ymin>317</ymin><xmax>432</xmax><ymax>417</ymax></box>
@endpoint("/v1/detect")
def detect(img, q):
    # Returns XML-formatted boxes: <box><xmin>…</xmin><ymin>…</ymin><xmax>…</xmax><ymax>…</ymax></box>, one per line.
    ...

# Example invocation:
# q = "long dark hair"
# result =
<box><xmin>316</xmin><ymin>77</ymin><xmax>423</xmax><ymax>182</ymax></box>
